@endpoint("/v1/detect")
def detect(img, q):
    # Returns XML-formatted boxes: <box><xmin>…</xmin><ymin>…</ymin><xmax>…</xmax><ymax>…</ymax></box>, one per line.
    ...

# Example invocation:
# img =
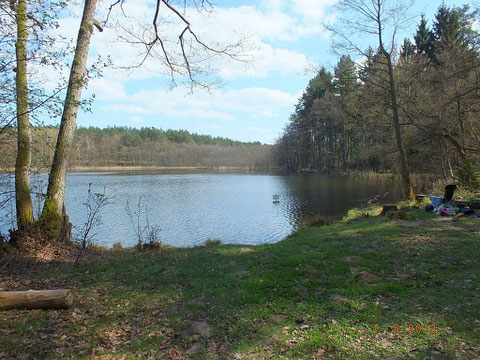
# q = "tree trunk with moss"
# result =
<box><xmin>14</xmin><ymin>0</ymin><xmax>34</xmax><ymax>231</ymax></box>
<box><xmin>40</xmin><ymin>0</ymin><xmax>98</xmax><ymax>240</ymax></box>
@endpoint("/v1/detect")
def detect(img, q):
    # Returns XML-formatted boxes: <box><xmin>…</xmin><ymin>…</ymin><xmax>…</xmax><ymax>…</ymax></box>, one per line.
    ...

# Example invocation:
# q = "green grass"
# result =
<box><xmin>1</xmin><ymin>209</ymin><xmax>479</xmax><ymax>359</ymax></box>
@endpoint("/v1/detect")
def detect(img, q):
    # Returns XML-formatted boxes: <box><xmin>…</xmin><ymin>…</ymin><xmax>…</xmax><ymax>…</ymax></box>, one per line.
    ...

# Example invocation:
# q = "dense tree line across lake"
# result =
<box><xmin>274</xmin><ymin>4</ymin><xmax>480</xmax><ymax>190</ymax></box>
<box><xmin>0</xmin><ymin>126</ymin><xmax>274</xmax><ymax>170</ymax></box>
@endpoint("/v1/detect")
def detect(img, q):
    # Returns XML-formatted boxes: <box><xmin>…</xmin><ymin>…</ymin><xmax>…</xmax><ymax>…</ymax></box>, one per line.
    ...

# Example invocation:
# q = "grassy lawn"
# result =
<box><xmin>1</xmin><ymin>208</ymin><xmax>479</xmax><ymax>359</ymax></box>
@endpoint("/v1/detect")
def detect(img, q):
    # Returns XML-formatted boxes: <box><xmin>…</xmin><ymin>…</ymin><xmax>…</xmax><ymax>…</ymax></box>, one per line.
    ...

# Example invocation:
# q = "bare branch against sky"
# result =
<box><xmin>106</xmin><ymin>0</ymin><xmax>249</xmax><ymax>90</ymax></box>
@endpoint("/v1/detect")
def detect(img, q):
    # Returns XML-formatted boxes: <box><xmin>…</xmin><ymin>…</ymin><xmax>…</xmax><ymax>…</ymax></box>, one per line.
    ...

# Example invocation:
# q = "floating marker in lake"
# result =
<box><xmin>273</xmin><ymin>194</ymin><xmax>280</xmax><ymax>203</ymax></box>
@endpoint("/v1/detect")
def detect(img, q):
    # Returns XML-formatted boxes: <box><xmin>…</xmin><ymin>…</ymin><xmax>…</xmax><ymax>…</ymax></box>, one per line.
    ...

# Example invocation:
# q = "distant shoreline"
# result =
<box><xmin>68</xmin><ymin>165</ymin><xmax>260</xmax><ymax>172</ymax></box>
<box><xmin>0</xmin><ymin>166</ymin><xmax>269</xmax><ymax>173</ymax></box>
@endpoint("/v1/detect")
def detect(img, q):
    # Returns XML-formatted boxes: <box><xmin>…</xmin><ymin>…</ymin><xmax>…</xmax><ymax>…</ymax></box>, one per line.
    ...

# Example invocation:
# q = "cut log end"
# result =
<box><xmin>0</xmin><ymin>289</ymin><xmax>74</xmax><ymax>310</ymax></box>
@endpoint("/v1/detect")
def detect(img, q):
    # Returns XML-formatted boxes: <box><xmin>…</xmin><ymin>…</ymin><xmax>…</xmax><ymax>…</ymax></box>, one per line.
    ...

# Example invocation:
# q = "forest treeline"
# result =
<box><xmin>273</xmin><ymin>4</ymin><xmax>480</xmax><ymax>190</ymax></box>
<box><xmin>0</xmin><ymin>126</ymin><xmax>274</xmax><ymax>170</ymax></box>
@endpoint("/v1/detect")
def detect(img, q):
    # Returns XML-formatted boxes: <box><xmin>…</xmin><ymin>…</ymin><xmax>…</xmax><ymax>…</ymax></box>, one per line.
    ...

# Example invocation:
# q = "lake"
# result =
<box><xmin>1</xmin><ymin>171</ymin><xmax>403</xmax><ymax>247</ymax></box>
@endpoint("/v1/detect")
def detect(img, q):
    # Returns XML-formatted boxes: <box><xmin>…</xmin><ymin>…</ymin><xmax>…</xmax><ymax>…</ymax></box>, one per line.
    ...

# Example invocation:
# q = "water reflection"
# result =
<box><xmin>0</xmin><ymin>171</ymin><xmax>403</xmax><ymax>247</ymax></box>
<box><xmin>279</xmin><ymin>174</ymin><xmax>402</xmax><ymax>226</ymax></box>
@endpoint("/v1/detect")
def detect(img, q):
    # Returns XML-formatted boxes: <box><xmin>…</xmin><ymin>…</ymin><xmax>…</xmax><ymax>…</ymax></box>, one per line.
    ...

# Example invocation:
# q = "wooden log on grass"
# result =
<box><xmin>0</xmin><ymin>289</ymin><xmax>73</xmax><ymax>310</ymax></box>
<box><xmin>380</xmin><ymin>204</ymin><xmax>398</xmax><ymax>216</ymax></box>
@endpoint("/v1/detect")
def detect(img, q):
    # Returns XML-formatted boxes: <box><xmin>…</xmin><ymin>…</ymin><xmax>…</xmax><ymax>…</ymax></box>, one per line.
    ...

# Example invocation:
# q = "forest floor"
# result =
<box><xmin>0</xmin><ymin>207</ymin><xmax>479</xmax><ymax>359</ymax></box>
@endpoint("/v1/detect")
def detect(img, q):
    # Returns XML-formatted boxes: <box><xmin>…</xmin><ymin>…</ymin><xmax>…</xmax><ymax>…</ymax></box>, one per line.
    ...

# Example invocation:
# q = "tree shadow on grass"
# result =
<box><xmin>1</xmin><ymin>213</ymin><xmax>479</xmax><ymax>359</ymax></box>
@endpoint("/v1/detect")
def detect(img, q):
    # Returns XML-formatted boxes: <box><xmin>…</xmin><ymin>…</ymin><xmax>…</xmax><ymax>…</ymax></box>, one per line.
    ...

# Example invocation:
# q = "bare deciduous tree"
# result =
<box><xmin>327</xmin><ymin>0</ymin><xmax>415</xmax><ymax>199</ymax></box>
<box><xmin>75</xmin><ymin>184</ymin><xmax>113</xmax><ymax>264</ymax></box>
<box><xmin>109</xmin><ymin>0</ymin><xmax>248</xmax><ymax>89</ymax></box>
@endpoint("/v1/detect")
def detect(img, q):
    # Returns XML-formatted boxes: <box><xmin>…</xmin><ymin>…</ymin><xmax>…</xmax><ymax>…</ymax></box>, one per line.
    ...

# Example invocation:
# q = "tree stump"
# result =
<box><xmin>415</xmin><ymin>194</ymin><xmax>427</xmax><ymax>201</ymax></box>
<box><xmin>386</xmin><ymin>210</ymin><xmax>411</xmax><ymax>220</ymax></box>
<box><xmin>380</xmin><ymin>204</ymin><xmax>398</xmax><ymax>216</ymax></box>
<box><xmin>0</xmin><ymin>289</ymin><xmax>73</xmax><ymax>310</ymax></box>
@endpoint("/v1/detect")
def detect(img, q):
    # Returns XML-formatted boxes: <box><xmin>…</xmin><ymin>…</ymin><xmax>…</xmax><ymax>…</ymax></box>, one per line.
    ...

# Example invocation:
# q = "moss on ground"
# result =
<box><xmin>0</xmin><ymin>208</ymin><xmax>479</xmax><ymax>359</ymax></box>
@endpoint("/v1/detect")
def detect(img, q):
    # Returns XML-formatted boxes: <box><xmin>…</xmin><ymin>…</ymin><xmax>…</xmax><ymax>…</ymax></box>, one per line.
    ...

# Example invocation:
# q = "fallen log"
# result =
<box><xmin>0</xmin><ymin>289</ymin><xmax>73</xmax><ymax>310</ymax></box>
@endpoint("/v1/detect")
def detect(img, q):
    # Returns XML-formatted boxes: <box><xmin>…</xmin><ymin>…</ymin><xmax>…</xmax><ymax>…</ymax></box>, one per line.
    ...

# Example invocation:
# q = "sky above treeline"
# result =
<box><xmin>49</xmin><ymin>0</ymin><xmax>468</xmax><ymax>144</ymax></box>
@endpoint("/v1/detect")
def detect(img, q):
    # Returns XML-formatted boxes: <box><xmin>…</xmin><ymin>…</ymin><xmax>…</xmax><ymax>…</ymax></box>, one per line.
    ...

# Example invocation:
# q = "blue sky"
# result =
<box><xmin>50</xmin><ymin>0</ymin><xmax>468</xmax><ymax>144</ymax></box>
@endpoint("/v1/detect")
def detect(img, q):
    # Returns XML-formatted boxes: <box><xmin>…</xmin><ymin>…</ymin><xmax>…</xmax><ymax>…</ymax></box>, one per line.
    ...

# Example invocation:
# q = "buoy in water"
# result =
<box><xmin>273</xmin><ymin>194</ymin><xmax>280</xmax><ymax>203</ymax></box>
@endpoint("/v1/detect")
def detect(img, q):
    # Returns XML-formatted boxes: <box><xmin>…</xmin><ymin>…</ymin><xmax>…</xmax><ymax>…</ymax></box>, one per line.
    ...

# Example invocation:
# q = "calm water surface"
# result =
<box><xmin>1</xmin><ymin>171</ymin><xmax>403</xmax><ymax>247</ymax></box>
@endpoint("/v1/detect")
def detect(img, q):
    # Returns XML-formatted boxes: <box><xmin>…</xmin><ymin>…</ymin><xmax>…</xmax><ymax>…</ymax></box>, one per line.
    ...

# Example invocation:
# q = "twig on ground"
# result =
<box><xmin>0</xmin><ymin>259</ymin><xmax>11</xmax><ymax>270</ymax></box>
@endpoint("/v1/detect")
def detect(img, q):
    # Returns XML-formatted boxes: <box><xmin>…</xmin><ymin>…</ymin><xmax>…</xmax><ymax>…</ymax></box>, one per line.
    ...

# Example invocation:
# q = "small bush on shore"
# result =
<box><xmin>300</xmin><ymin>214</ymin><xmax>331</xmax><ymax>228</ymax></box>
<box><xmin>204</xmin><ymin>238</ymin><xmax>222</xmax><ymax>246</ymax></box>
<box><xmin>88</xmin><ymin>243</ymin><xmax>108</xmax><ymax>251</ymax></box>
<box><xmin>141</xmin><ymin>241</ymin><xmax>163</xmax><ymax>251</ymax></box>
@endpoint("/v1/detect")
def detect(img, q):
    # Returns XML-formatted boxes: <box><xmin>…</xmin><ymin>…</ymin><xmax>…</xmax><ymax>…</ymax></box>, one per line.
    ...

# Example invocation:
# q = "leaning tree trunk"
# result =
<box><xmin>443</xmin><ymin>133</ymin><xmax>469</xmax><ymax>163</ymax></box>
<box><xmin>40</xmin><ymin>0</ymin><xmax>98</xmax><ymax>240</ymax></box>
<box><xmin>14</xmin><ymin>0</ymin><xmax>34</xmax><ymax>231</ymax></box>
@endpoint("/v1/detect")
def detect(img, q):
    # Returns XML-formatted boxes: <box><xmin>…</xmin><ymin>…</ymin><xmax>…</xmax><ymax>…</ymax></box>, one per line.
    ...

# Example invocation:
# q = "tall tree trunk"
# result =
<box><xmin>377</xmin><ymin>5</ymin><xmax>415</xmax><ymax>200</ymax></box>
<box><xmin>14</xmin><ymin>0</ymin><xmax>34</xmax><ymax>230</ymax></box>
<box><xmin>387</xmin><ymin>58</ymin><xmax>415</xmax><ymax>200</ymax></box>
<box><xmin>40</xmin><ymin>0</ymin><xmax>98</xmax><ymax>239</ymax></box>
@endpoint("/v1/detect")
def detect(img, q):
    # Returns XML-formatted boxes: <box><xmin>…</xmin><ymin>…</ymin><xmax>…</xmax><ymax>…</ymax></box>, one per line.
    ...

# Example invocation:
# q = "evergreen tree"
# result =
<box><xmin>333</xmin><ymin>55</ymin><xmax>358</xmax><ymax>97</ymax></box>
<box><xmin>295</xmin><ymin>68</ymin><xmax>333</xmax><ymax>118</ymax></box>
<box><xmin>432</xmin><ymin>5</ymin><xmax>478</xmax><ymax>61</ymax></box>
<box><xmin>414</xmin><ymin>15</ymin><xmax>434</xmax><ymax>58</ymax></box>
<box><xmin>400</xmin><ymin>39</ymin><xmax>415</xmax><ymax>62</ymax></box>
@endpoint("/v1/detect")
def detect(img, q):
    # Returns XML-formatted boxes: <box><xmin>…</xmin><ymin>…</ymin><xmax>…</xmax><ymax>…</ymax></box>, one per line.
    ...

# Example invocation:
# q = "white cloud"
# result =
<box><xmin>261</xmin><ymin>0</ymin><xmax>287</xmax><ymax>12</ymax></box>
<box><xmin>168</xmin><ymin>109</ymin><xmax>236</xmax><ymax>122</ymax></box>
<box><xmin>292</xmin><ymin>0</ymin><xmax>339</xmax><ymax>21</ymax></box>
<box><xmin>216</xmin><ymin>87</ymin><xmax>297</xmax><ymax>113</ymax></box>
<box><xmin>97</xmin><ymin>86</ymin><xmax>296</xmax><ymax>123</ymax></box>
<box><xmin>102</xmin><ymin>104</ymin><xmax>151</xmax><ymax>114</ymax></box>
<box><xmin>67</xmin><ymin>0</ymin><xmax>332</xmax><ymax>83</ymax></box>
<box><xmin>472</xmin><ymin>18</ymin><xmax>480</xmax><ymax>31</ymax></box>
<box><xmin>218</xmin><ymin>43</ymin><xmax>313</xmax><ymax>79</ymax></box>
<box><xmin>201</xmin><ymin>6</ymin><xmax>299</xmax><ymax>42</ymax></box>
<box><xmin>130</xmin><ymin>115</ymin><xmax>145</xmax><ymax>123</ymax></box>
<box><xmin>31</xmin><ymin>0</ymin><xmax>337</xmax><ymax>94</ymax></box>
<box><xmin>88</xmin><ymin>78</ymin><xmax>126</xmax><ymax>100</ymax></box>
